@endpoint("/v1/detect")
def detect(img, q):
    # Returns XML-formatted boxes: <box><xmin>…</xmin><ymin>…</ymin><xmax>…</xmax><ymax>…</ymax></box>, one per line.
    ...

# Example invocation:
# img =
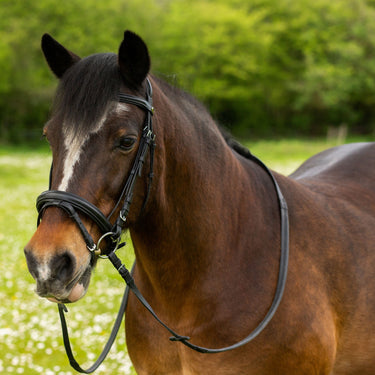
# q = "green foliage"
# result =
<box><xmin>154</xmin><ymin>0</ymin><xmax>375</xmax><ymax>136</ymax></box>
<box><xmin>1</xmin><ymin>0</ymin><xmax>375</xmax><ymax>142</ymax></box>
<box><xmin>0</xmin><ymin>0</ymin><xmax>161</xmax><ymax>143</ymax></box>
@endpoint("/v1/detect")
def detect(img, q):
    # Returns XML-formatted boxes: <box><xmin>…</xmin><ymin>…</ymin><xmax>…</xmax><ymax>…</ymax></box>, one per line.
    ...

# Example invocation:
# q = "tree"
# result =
<box><xmin>0</xmin><ymin>0</ymin><xmax>161</xmax><ymax>142</ymax></box>
<box><xmin>2</xmin><ymin>0</ymin><xmax>375</xmax><ymax>142</ymax></box>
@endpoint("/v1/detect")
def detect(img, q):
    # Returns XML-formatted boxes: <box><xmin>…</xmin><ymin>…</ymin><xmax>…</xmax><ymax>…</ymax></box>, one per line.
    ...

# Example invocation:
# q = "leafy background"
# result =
<box><xmin>1</xmin><ymin>0</ymin><xmax>375</xmax><ymax>142</ymax></box>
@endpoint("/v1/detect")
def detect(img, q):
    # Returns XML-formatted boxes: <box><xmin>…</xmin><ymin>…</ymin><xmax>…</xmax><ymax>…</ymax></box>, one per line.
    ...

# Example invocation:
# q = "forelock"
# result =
<box><xmin>52</xmin><ymin>53</ymin><xmax>120</xmax><ymax>137</ymax></box>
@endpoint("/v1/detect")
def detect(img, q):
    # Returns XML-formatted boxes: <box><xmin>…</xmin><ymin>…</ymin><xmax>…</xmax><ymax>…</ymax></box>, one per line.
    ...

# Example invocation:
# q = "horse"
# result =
<box><xmin>24</xmin><ymin>30</ymin><xmax>375</xmax><ymax>374</ymax></box>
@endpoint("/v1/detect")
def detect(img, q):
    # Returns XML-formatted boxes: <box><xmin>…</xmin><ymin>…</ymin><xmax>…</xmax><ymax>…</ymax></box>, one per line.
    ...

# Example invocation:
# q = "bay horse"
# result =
<box><xmin>24</xmin><ymin>31</ymin><xmax>375</xmax><ymax>374</ymax></box>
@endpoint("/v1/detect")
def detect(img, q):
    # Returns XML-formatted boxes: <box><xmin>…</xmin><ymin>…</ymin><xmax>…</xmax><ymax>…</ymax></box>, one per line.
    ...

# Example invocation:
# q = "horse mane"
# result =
<box><xmin>217</xmin><ymin>125</ymin><xmax>252</xmax><ymax>159</ymax></box>
<box><xmin>152</xmin><ymin>75</ymin><xmax>251</xmax><ymax>159</ymax></box>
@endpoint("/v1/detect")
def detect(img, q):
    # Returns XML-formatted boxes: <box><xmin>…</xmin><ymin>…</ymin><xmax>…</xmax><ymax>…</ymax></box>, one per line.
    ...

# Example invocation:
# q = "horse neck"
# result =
<box><xmin>130</xmin><ymin>80</ymin><xmax>280</xmax><ymax>300</ymax></box>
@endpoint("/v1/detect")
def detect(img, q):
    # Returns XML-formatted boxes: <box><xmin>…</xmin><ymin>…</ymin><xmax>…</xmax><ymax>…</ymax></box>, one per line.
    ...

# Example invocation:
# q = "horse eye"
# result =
<box><xmin>118</xmin><ymin>136</ymin><xmax>136</xmax><ymax>151</ymax></box>
<box><xmin>42</xmin><ymin>132</ymin><xmax>50</xmax><ymax>144</ymax></box>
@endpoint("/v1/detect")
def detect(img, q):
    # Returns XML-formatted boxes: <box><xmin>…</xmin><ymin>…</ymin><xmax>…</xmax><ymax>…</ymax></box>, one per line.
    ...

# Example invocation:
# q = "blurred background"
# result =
<box><xmin>1</xmin><ymin>0</ymin><xmax>375</xmax><ymax>374</ymax></box>
<box><xmin>2</xmin><ymin>0</ymin><xmax>375</xmax><ymax>143</ymax></box>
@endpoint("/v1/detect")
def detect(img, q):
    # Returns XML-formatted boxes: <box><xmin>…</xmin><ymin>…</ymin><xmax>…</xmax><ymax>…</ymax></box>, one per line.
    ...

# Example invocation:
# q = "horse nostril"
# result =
<box><xmin>24</xmin><ymin>249</ymin><xmax>40</xmax><ymax>280</ymax></box>
<box><xmin>51</xmin><ymin>252</ymin><xmax>75</xmax><ymax>283</ymax></box>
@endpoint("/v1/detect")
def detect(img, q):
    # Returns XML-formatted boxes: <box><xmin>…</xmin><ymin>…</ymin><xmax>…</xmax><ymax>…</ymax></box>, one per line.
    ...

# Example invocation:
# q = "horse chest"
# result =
<box><xmin>125</xmin><ymin>302</ymin><xmax>330</xmax><ymax>375</ymax></box>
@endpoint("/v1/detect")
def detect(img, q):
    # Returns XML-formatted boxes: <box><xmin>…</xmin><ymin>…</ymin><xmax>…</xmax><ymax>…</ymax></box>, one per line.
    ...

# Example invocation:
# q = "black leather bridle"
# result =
<box><xmin>35</xmin><ymin>78</ymin><xmax>289</xmax><ymax>373</ymax></box>
<box><xmin>37</xmin><ymin>78</ymin><xmax>156</xmax><ymax>258</ymax></box>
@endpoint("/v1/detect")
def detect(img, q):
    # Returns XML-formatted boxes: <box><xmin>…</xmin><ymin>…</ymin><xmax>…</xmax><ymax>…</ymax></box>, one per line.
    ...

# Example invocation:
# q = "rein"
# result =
<box><xmin>36</xmin><ymin>78</ymin><xmax>289</xmax><ymax>372</ymax></box>
<box><xmin>108</xmin><ymin>153</ymin><xmax>289</xmax><ymax>355</ymax></box>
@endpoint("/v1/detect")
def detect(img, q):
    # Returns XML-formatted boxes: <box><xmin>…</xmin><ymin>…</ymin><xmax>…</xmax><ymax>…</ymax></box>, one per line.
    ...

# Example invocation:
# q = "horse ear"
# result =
<box><xmin>41</xmin><ymin>34</ymin><xmax>80</xmax><ymax>78</ymax></box>
<box><xmin>118</xmin><ymin>31</ymin><xmax>150</xmax><ymax>88</ymax></box>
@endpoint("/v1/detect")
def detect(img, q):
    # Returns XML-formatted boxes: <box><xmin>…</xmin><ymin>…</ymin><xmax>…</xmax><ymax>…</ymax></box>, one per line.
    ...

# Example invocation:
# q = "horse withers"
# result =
<box><xmin>24</xmin><ymin>31</ymin><xmax>375</xmax><ymax>374</ymax></box>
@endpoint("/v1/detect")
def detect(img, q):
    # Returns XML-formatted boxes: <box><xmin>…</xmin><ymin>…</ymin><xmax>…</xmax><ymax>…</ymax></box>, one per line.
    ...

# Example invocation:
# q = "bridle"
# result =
<box><xmin>37</xmin><ymin>78</ymin><xmax>156</xmax><ymax>258</ymax></box>
<box><xmin>34</xmin><ymin>77</ymin><xmax>289</xmax><ymax>373</ymax></box>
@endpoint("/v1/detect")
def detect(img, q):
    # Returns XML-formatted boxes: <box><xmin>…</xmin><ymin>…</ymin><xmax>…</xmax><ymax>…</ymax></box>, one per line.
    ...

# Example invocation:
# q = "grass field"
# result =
<box><xmin>0</xmin><ymin>136</ymin><xmax>373</xmax><ymax>374</ymax></box>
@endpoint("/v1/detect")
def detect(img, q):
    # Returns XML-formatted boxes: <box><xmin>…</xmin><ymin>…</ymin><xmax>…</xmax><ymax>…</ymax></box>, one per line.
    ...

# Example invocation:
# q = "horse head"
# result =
<box><xmin>24</xmin><ymin>31</ymin><xmax>154</xmax><ymax>303</ymax></box>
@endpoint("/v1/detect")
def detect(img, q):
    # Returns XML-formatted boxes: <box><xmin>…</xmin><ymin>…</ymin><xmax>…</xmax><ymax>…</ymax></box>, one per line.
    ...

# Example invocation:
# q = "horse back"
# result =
<box><xmin>290</xmin><ymin>142</ymin><xmax>375</xmax><ymax>196</ymax></box>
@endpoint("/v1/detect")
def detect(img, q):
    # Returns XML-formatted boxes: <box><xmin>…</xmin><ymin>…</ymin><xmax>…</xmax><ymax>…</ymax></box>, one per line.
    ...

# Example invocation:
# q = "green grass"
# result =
<box><xmin>0</xmin><ymin>146</ymin><xmax>136</xmax><ymax>375</ymax></box>
<box><xmin>246</xmin><ymin>136</ymin><xmax>374</xmax><ymax>175</ymax></box>
<box><xmin>0</xmin><ymin>136</ymin><xmax>373</xmax><ymax>374</ymax></box>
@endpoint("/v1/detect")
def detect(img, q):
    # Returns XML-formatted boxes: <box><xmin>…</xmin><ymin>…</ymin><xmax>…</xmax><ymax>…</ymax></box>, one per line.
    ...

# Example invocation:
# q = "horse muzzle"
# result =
<box><xmin>24</xmin><ymin>247</ymin><xmax>92</xmax><ymax>303</ymax></box>
<box><xmin>24</xmin><ymin>210</ymin><xmax>94</xmax><ymax>303</ymax></box>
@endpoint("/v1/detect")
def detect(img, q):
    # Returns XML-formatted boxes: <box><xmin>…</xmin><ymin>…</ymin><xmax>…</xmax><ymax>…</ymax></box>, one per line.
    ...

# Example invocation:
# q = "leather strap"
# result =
<box><xmin>104</xmin><ymin>152</ymin><xmax>289</xmax><ymax>354</ymax></box>
<box><xmin>37</xmin><ymin>190</ymin><xmax>114</xmax><ymax>252</ymax></box>
<box><xmin>58</xmin><ymin>280</ymin><xmax>130</xmax><ymax>374</ymax></box>
<box><xmin>57</xmin><ymin>150</ymin><xmax>289</xmax><ymax>372</ymax></box>
<box><xmin>37</xmin><ymin>190</ymin><xmax>113</xmax><ymax>234</ymax></box>
<box><xmin>36</xmin><ymin>78</ymin><xmax>155</xmax><ymax>256</ymax></box>
<box><xmin>118</xmin><ymin>93</ymin><xmax>153</xmax><ymax>113</ymax></box>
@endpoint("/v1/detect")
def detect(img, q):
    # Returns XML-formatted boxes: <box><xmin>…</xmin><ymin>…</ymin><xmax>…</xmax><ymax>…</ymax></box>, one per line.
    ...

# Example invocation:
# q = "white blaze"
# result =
<box><xmin>58</xmin><ymin>103</ymin><xmax>129</xmax><ymax>191</ymax></box>
<box><xmin>58</xmin><ymin>130</ymin><xmax>88</xmax><ymax>191</ymax></box>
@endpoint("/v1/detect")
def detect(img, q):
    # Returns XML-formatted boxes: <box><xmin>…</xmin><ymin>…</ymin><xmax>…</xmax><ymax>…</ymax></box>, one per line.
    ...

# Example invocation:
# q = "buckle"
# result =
<box><xmin>95</xmin><ymin>232</ymin><xmax>121</xmax><ymax>259</ymax></box>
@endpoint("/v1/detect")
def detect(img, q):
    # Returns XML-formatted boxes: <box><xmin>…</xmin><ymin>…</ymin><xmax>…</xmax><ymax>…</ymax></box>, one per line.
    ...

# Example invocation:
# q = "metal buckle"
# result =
<box><xmin>87</xmin><ymin>243</ymin><xmax>98</xmax><ymax>254</ymax></box>
<box><xmin>119</xmin><ymin>211</ymin><xmax>127</xmax><ymax>222</ymax></box>
<box><xmin>96</xmin><ymin>232</ymin><xmax>120</xmax><ymax>259</ymax></box>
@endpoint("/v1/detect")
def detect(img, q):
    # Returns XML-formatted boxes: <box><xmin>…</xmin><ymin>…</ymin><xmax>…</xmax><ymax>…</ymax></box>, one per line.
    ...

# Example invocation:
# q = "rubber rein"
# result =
<box><xmin>36</xmin><ymin>79</ymin><xmax>289</xmax><ymax>373</ymax></box>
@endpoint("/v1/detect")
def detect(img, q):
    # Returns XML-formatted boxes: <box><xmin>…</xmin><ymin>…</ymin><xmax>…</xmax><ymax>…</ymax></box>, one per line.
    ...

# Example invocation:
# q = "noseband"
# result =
<box><xmin>36</xmin><ymin>78</ymin><xmax>155</xmax><ymax>257</ymax></box>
